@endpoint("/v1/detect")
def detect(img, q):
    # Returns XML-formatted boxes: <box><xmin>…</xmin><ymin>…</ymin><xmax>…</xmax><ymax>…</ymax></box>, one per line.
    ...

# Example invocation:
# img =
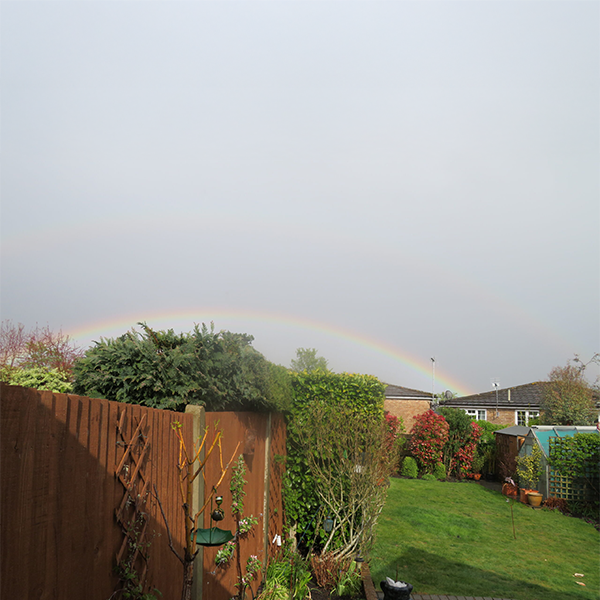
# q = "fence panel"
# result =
<box><xmin>201</xmin><ymin>411</ymin><xmax>287</xmax><ymax>600</ymax></box>
<box><xmin>0</xmin><ymin>384</ymin><xmax>194</xmax><ymax>600</ymax></box>
<box><xmin>1</xmin><ymin>385</ymin><xmax>286</xmax><ymax>600</ymax></box>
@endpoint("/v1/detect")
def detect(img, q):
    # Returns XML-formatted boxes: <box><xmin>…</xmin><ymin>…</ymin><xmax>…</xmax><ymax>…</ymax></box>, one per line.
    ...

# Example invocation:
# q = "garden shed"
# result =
<box><xmin>494</xmin><ymin>424</ymin><xmax>530</xmax><ymax>481</ymax></box>
<box><xmin>519</xmin><ymin>426</ymin><xmax>599</xmax><ymax>501</ymax></box>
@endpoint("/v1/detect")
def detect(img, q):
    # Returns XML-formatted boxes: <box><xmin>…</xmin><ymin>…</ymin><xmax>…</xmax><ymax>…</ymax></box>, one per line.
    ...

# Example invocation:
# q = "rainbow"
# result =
<box><xmin>65</xmin><ymin>307</ymin><xmax>473</xmax><ymax>396</ymax></box>
<box><xmin>2</xmin><ymin>210</ymin><xmax>575</xmax><ymax>357</ymax></box>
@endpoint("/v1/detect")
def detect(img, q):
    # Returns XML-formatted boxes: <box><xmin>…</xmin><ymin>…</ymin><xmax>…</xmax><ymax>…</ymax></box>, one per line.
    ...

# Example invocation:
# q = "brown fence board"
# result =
<box><xmin>1</xmin><ymin>385</ymin><xmax>286</xmax><ymax>600</ymax></box>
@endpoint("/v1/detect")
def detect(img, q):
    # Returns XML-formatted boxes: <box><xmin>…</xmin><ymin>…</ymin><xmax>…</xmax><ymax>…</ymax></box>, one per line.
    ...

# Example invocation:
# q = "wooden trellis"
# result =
<box><xmin>115</xmin><ymin>411</ymin><xmax>152</xmax><ymax>594</ymax></box>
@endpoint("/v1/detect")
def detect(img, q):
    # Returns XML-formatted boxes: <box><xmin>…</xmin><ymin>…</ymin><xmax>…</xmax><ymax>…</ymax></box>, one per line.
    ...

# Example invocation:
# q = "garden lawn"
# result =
<box><xmin>370</xmin><ymin>478</ymin><xmax>599</xmax><ymax>600</ymax></box>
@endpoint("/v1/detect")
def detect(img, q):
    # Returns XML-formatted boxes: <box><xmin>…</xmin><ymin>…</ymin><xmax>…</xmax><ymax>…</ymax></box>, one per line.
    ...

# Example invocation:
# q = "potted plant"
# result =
<box><xmin>470</xmin><ymin>451</ymin><xmax>485</xmax><ymax>481</ymax></box>
<box><xmin>516</xmin><ymin>445</ymin><xmax>543</xmax><ymax>503</ymax></box>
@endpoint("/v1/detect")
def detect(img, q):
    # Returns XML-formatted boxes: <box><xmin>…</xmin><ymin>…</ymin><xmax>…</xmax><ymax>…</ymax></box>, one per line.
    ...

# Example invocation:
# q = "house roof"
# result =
<box><xmin>440</xmin><ymin>381</ymin><xmax>546</xmax><ymax>409</ymax></box>
<box><xmin>384</xmin><ymin>384</ymin><xmax>432</xmax><ymax>399</ymax></box>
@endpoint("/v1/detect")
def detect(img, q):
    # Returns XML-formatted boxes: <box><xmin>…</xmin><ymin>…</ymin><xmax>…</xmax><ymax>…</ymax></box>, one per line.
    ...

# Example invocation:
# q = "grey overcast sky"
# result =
<box><xmin>1</xmin><ymin>0</ymin><xmax>598</xmax><ymax>396</ymax></box>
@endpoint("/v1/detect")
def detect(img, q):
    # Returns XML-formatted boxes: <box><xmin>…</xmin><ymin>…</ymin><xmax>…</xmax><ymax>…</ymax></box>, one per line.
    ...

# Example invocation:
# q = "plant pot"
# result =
<box><xmin>519</xmin><ymin>488</ymin><xmax>534</xmax><ymax>503</ymax></box>
<box><xmin>381</xmin><ymin>579</ymin><xmax>413</xmax><ymax>600</ymax></box>
<box><xmin>502</xmin><ymin>483</ymin><xmax>518</xmax><ymax>498</ymax></box>
<box><xmin>527</xmin><ymin>492</ymin><xmax>543</xmax><ymax>507</ymax></box>
<box><xmin>473</xmin><ymin>473</ymin><xmax>481</xmax><ymax>481</ymax></box>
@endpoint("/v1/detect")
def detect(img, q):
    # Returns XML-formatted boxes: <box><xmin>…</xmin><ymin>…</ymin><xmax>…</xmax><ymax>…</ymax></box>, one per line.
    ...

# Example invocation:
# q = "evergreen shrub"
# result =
<box><xmin>401</xmin><ymin>456</ymin><xmax>419</xmax><ymax>479</ymax></box>
<box><xmin>433</xmin><ymin>461</ymin><xmax>446</xmax><ymax>480</ymax></box>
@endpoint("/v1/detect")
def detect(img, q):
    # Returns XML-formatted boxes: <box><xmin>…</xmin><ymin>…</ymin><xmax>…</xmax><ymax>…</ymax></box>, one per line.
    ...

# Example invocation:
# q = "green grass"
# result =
<box><xmin>370</xmin><ymin>478</ymin><xmax>599</xmax><ymax>600</ymax></box>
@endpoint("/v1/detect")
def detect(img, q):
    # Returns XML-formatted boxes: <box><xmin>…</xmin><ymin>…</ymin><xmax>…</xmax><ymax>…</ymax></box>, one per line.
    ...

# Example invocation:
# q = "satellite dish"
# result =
<box><xmin>444</xmin><ymin>390</ymin><xmax>453</xmax><ymax>400</ymax></box>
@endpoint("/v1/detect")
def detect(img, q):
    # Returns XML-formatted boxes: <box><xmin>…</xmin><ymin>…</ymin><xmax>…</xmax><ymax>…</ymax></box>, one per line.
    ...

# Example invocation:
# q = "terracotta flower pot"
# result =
<box><xmin>519</xmin><ymin>488</ymin><xmax>534</xmax><ymax>503</ymax></box>
<box><xmin>473</xmin><ymin>473</ymin><xmax>481</xmax><ymax>481</ymax></box>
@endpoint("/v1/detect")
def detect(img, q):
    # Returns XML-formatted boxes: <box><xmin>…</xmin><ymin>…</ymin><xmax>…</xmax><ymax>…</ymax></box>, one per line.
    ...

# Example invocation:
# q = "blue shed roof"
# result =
<box><xmin>529</xmin><ymin>426</ymin><xmax>599</xmax><ymax>457</ymax></box>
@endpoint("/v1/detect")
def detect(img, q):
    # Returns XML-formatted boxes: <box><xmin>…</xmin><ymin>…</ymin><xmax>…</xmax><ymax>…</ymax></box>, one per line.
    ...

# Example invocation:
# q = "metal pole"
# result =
<box><xmin>492</xmin><ymin>382</ymin><xmax>499</xmax><ymax>418</ymax></box>
<box><xmin>431</xmin><ymin>357</ymin><xmax>435</xmax><ymax>402</ymax></box>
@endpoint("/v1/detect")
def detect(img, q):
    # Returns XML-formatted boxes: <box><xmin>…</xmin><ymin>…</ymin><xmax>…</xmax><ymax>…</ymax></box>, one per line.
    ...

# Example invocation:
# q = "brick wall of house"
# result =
<box><xmin>384</xmin><ymin>399</ymin><xmax>431</xmax><ymax>432</ymax></box>
<box><xmin>486</xmin><ymin>409</ymin><xmax>517</xmax><ymax>426</ymax></box>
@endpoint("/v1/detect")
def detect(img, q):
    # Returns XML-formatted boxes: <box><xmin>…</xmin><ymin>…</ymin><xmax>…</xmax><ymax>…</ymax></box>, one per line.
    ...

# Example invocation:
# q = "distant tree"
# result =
<box><xmin>290</xmin><ymin>347</ymin><xmax>328</xmax><ymax>373</ymax></box>
<box><xmin>540</xmin><ymin>355</ymin><xmax>599</xmax><ymax>426</ymax></box>
<box><xmin>0</xmin><ymin>320</ymin><xmax>84</xmax><ymax>390</ymax></box>
<box><xmin>73</xmin><ymin>322</ymin><xmax>292</xmax><ymax>412</ymax></box>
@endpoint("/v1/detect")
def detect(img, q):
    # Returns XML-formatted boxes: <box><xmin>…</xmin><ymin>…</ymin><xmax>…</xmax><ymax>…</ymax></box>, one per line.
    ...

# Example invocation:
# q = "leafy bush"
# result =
<box><xmin>438</xmin><ymin>408</ymin><xmax>482</xmax><ymax>478</ymax></box>
<box><xmin>421</xmin><ymin>473</ymin><xmax>437</xmax><ymax>481</ymax></box>
<box><xmin>516</xmin><ymin>445</ymin><xmax>543</xmax><ymax>489</ymax></box>
<box><xmin>433</xmin><ymin>462</ymin><xmax>446</xmax><ymax>480</ymax></box>
<box><xmin>289</xmin><ymin>401</ymin><xmax>394</xmax><ymax>560</ymax></box>
<box><xmin>333</xmin><ymin>560</ymin><xmax>362</xmax><ymax>599</ymax></box>
<box><xmin>474</xmin><ymin>420</ymin><xmax>506</xmax><ymax>475</ymax></box>
<box><xmin>384</xmin><ymin>412</ymin><xmax>404</xmax><ymax>473</ymax></box>
<box><xmin>549</xmin><ymin>433</ymin><xmax>599</xmax><ymax>500</ymax></box>
<box><xmin>284</xmin><ymin>371</ymin><xmax>386</xmax><ymax>554</ymax></box>
<box><xmin>258</xmin><ymin>547</ymin><xmax>311</xmax><ymax>600</ymax></box>
<box><xmin>73</xmin><ymin>323</ymin><xmax>291</xmax><ymax>411</ymax></box>
<box><xmin>1</xmin><ymin>365</ymin><xmax>73</xmax><ymax>393</ymax></box>
<box><xmin>409</xmin><ymin>410</ymin><xmax>449</xmax><ymax>473</ymax></box>
<box><xmin>401</xmin><ymin>457</ymin><xmax>419</xmax><ymax>479</ymax></box>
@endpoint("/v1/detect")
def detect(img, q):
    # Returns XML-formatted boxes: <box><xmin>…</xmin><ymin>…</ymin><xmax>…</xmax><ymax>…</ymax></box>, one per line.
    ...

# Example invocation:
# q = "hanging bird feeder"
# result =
<box><xmin>192</xmin><ymin>495</ymin><xmax>234</xmax><ymax>547</ymax></box>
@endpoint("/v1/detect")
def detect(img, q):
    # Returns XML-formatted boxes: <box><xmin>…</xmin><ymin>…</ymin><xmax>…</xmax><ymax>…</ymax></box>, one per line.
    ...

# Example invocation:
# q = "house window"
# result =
<box><xmin>465</xmin><ymin>409</ymin><xmax>486</xmax><ymax>421</ymax></box>
<box><xmin>516</xmin><ymin>411</ymin><xmax>539</xmax><ymax>426</ymax></box>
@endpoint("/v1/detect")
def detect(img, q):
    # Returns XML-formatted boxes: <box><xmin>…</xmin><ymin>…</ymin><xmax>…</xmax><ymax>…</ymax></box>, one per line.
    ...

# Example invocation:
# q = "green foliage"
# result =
<box><xmin>384</xmin><ymin>412</ymin><xmax>404</xmax><ymax>473</ymax></box>
<box><xmin>290</xmin><ymin>348</ymin><xmax>329</xmax><ymax>373</ymax></box>
<box><xmin>284</xmin><ymin>371</ymin><xmax>385</xmax><ymax>551</ymax></box>
<box><xmin>1</xmin><ymin>365</ymin><xmax>73</xmax><ymax>393</ymax></box>
<box><xmin>433</xmin><ymin>462</ymin><xmax>446</xmax><ymax>480</ymax></box>
<box><xmin>215</xmin><ymin>455</ymin><xmax>261</xmax><ymax>599</ymax></box>
<box><xmin>421</xmin><ymin>473</ymin><xmax>437</xmax><ymax>481</ymax></box>
<box><xmin>115</xmin><ymin>514</ymin><xmax>162</xmax><ymax>600</ymax></box>
<box><xmin>409</xmin><ymin>410</ymin><xmax>449</xmax><ymax>474</ymax></box>
<box><xmin>438</xmin><ymin>408</ymin><xmax>482</xmax><ymax>478</ymax></box>
<box><xmin>288</xmin><ymin>400</ymin><xmax>394</xmax><ymax>559</ymax></box>
<box><xmin>540</xmin><ymin>359</ymin><xmax>597</xmax><ymax>425</ymax></box>
<box><xmin>230</xmin><ymin>455</ymin><xmax>248</xmax><ymax>515</ymax></box>
<box><xmin>288</xmin><ymin>370</ymin><xmax>385</xmax><ymax>416</ymax></box>
<box><xmin>333</xmin><ymin>559</ymin><xmax>362</xmax><ymax>599</ymax></box>
<box><xmin>258</xmin><ymin>546</ymin><xmax>311</xmax><ymax>600</ymax></box>
<box><xmin>474</xmin><ymin>420</ymin><xmax>506</xmax><ymax>475</ymax></box>
<box><xmin>73</xmin><ymin>323</ymin><xmax>292</xmax><ymax>412</ymax></box>
<box><xmin>549</xmin><ymin>433</ymin><xmax>600</xmax><ymax>498</ymax></box>
<box><xmin>516</xmin><ymin>445</ymin><xmax>543</xmax><ymax>489</ymax></box>
<box><xmin>401</xmin><ymin>457</ymin><xmax>419</xmax><ymax>479</ymax></box>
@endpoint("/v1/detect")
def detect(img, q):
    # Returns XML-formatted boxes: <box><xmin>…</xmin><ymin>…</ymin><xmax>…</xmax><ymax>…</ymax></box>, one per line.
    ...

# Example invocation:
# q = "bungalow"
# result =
<box><xmin>439</xmin><ymin>382</ymin><xmax>545</xmax><ymax>426</ymax></box>
<box><xmin>384</xmin><ymin>384</ymin><xmax>432</xmax><ymax>430</ymax></box>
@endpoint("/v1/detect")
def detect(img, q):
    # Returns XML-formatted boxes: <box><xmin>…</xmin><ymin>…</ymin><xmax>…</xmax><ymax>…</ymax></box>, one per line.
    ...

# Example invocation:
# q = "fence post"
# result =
<box><xmin>185</xmin><ymin>404</ymin><xmax>206</xmax><ymax>600</ymax></box>
<box><xmin>262</xmin><ymin>412</ymin><xmax>272</xmax><ymax>562</ymax></box>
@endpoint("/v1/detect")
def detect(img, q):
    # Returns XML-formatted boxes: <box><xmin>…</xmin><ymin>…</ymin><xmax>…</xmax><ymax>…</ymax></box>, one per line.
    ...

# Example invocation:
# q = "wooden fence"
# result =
<box><xmin>0</xmin><ymin>384</ymin><xmax>286</xmax><ymax>600</ymax></box>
